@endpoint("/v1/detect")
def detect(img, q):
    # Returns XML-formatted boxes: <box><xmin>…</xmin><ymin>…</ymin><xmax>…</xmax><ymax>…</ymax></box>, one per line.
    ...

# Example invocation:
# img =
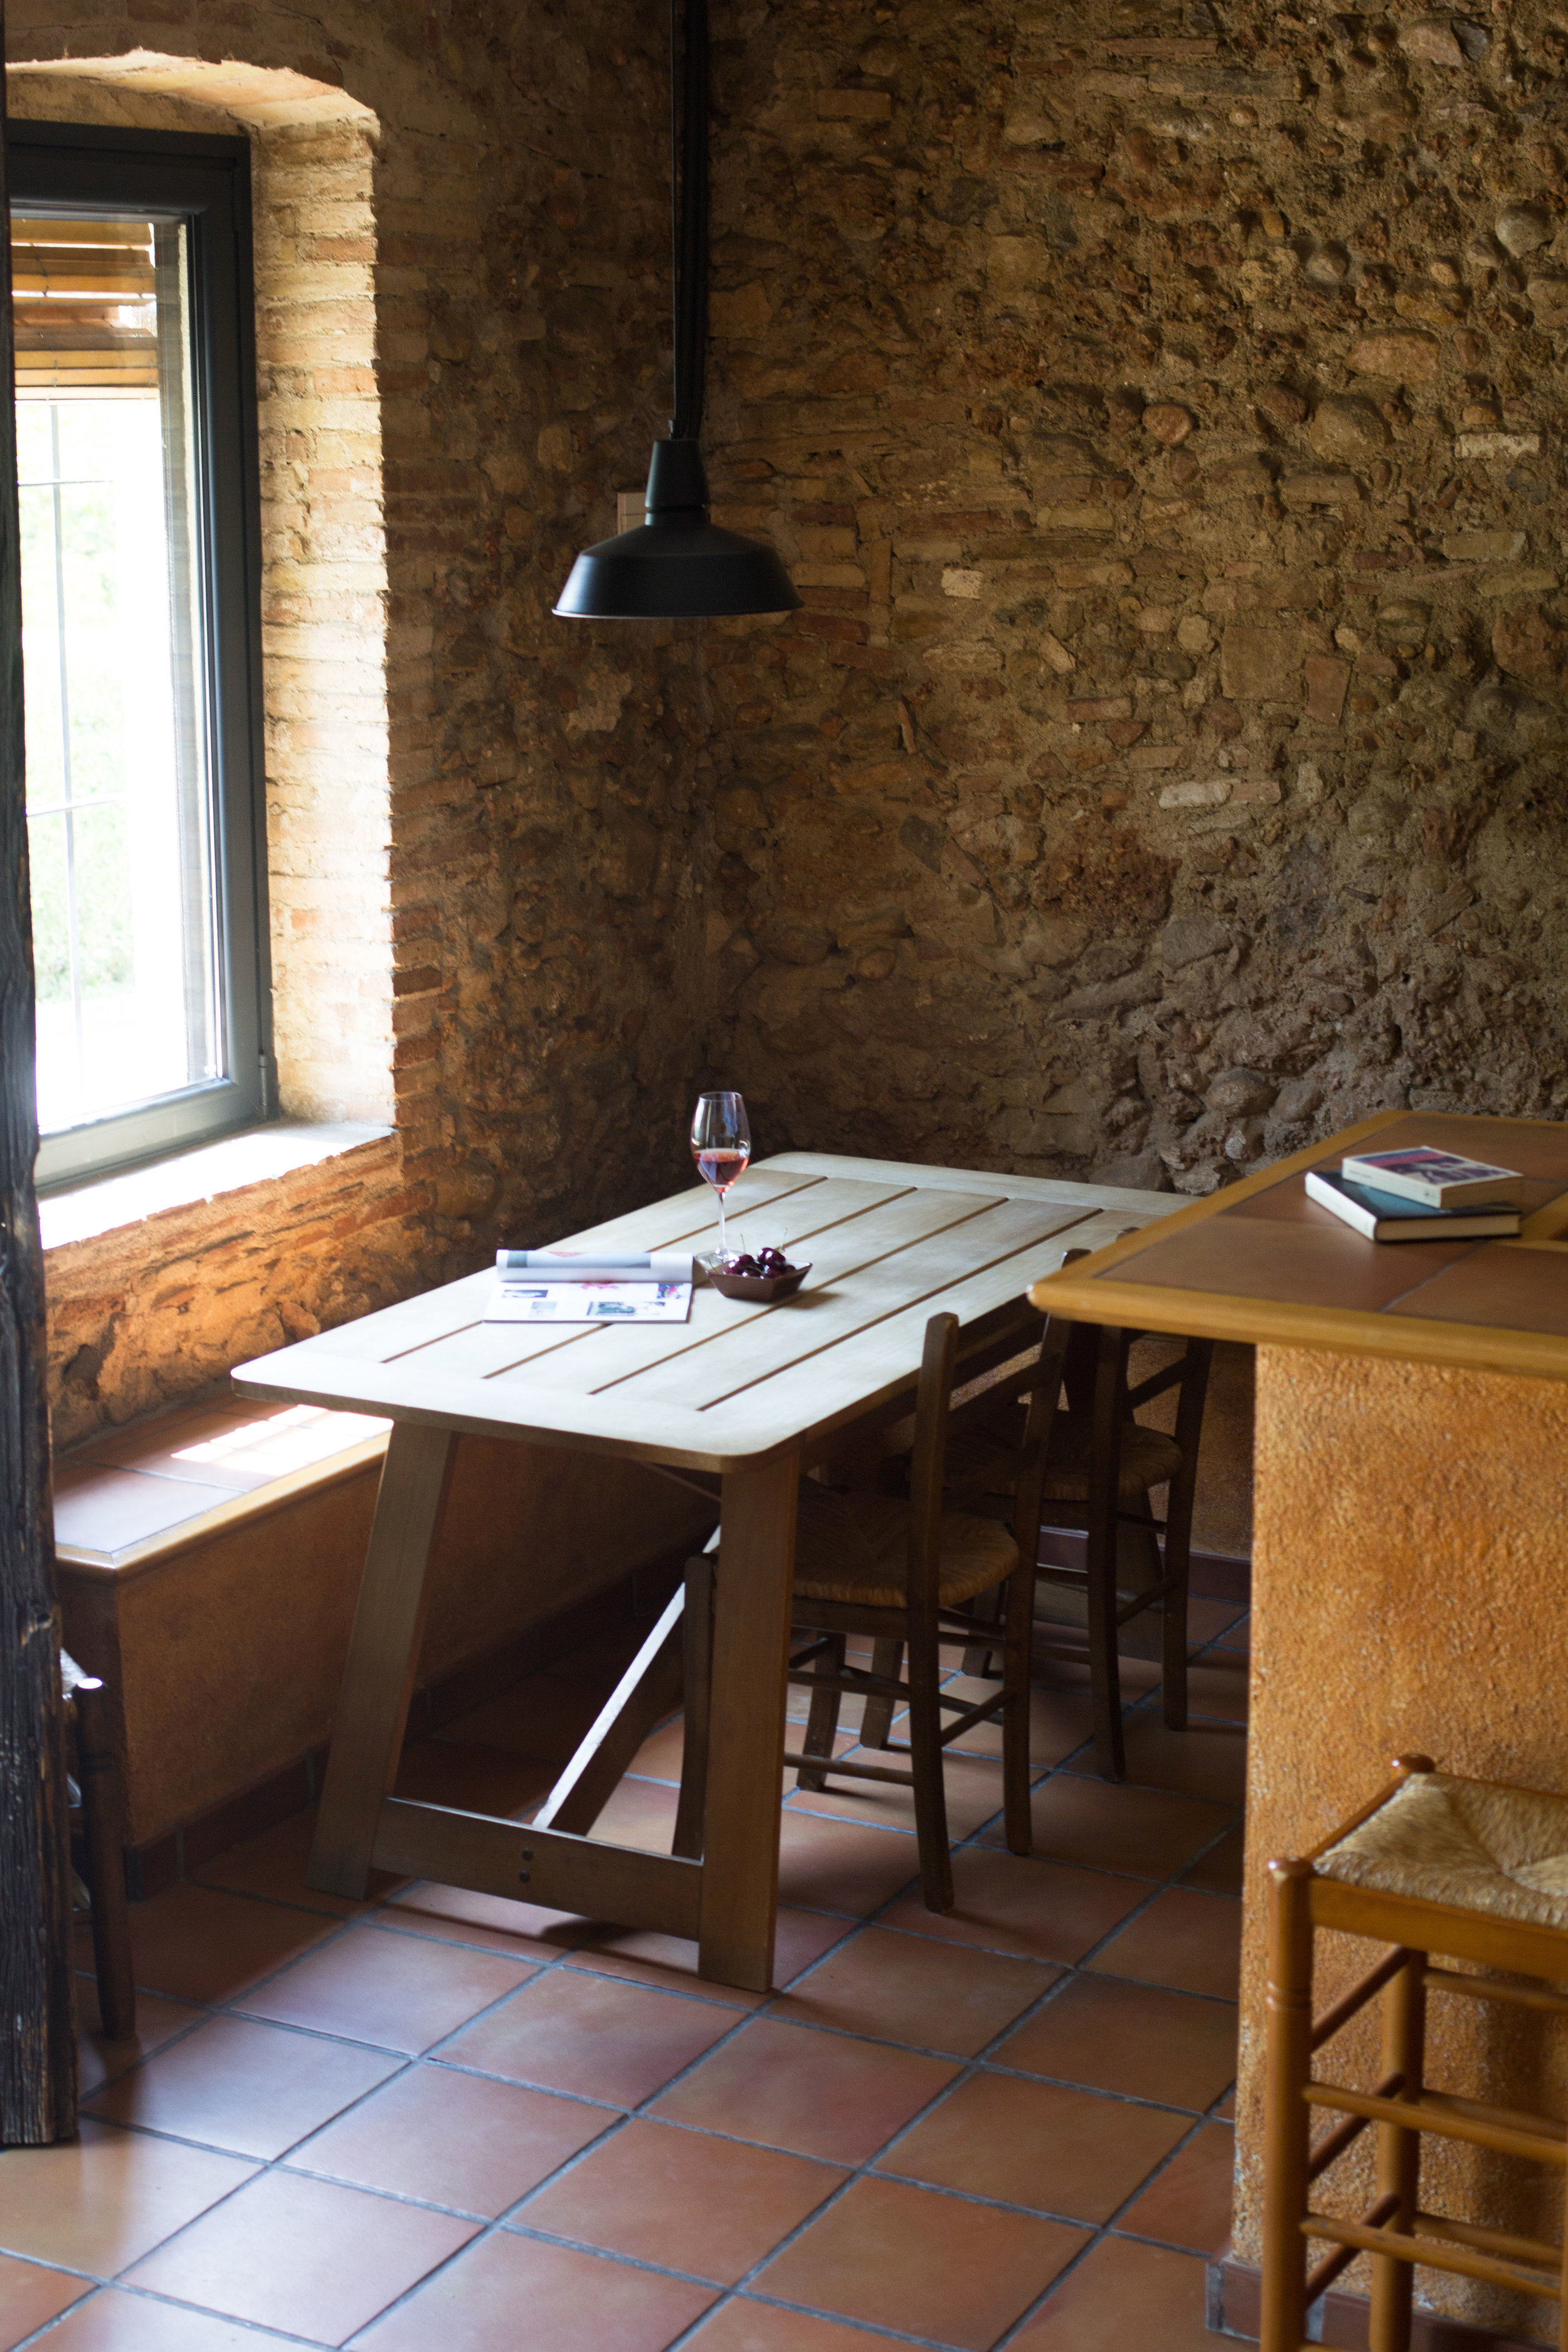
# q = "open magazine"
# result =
<box><xmin>482</xmin><ymin>1248</ymin><xmax>694</xmax><ymax>1325</ymax></box>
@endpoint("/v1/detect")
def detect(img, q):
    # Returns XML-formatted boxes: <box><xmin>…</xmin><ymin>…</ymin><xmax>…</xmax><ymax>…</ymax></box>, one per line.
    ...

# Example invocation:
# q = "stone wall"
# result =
<box><xmin>697</xmin><ymin>0</ymin><xmax>1568</xmax><ymax>1193</ymax></box>
<box><xmin>7</xmin><ymin>1</ymin><xmax>718</xmax><ymax>1437</ymax></box>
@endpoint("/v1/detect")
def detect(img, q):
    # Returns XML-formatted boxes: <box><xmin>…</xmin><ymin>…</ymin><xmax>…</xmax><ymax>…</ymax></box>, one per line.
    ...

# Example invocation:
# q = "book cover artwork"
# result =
<box><xmin>1338</xmin><ymin>1146</ymin><xmax>1521</xmax><ymax>1208</ymax></box>
<box><xmin>482</xmin><ymin>1249</ymin><xmax>694</xmax><ymax>1325</ymax></box>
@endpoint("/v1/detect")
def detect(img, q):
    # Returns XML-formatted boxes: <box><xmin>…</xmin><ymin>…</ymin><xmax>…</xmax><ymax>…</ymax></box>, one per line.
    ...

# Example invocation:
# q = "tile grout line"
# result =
<box><xmin>40</xmin><ymin>1605</ymin><xmax>1250</xmax><ymax>2351</ymax></box>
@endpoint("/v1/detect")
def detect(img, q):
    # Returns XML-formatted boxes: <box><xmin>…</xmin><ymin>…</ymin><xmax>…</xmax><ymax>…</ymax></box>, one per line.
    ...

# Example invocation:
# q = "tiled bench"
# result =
<box><xmin>54</xmin><ymin>1396</ymin><xmax>714</xmax><ymax>1891</ymax></box>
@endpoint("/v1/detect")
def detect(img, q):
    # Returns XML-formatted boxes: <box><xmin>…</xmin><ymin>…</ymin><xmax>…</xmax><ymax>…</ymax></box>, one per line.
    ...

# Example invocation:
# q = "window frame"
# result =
<box><xmin>9</xmin><ymin>120</ymin><xmax>273</xmax><ymax>1192</ymax></box>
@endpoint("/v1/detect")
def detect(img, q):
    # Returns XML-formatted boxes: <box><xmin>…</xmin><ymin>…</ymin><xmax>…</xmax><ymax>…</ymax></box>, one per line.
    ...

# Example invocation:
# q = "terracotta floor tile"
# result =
<box><xmin>997</xmin><ymin>1976</ymin><xmax>1237</xmax><ymax>2111</ymax></box>
<box><xmin>928</xmin><ymin>1676</ymin><xmax>1095</xmax><ymax>1768</ymax></box>
<box><xmin>0</xmin><ymin>2118</ymin><xmax>255</xmax><ymax>2273</ymax></box>
<box><xmin>986</xmin><ymin>1774</ymin><xmax>1234</xmax><ymax>1882</ymax></box>
<box><xmin>877</xmin><ymin>1846</ymin><xmax>1145</xmax><ymax>1964</ymax></box>
<box><xmin>649</xmin><ymin>2015</ymin><xmax>958</xmax><ymax>2164</ymax></box>
<box><xmin>356</xmin><ymin>2228</ymin><xmax>715</xmax><ymax>2352</ymax></box>
<box><xmin>393</xmin><ymin>1739</ymin><xmax>555</xmax><ymax>1818</ymax></box>
<box><xmin>77</xmin><ymin>1988</ymin><xmax>203</xmax><ymax>2099</ymax></box>
<box><xmin>773</xmin><ymin>1814</ymin><xmax>920</xmax><ymax>1917</ymax></box>
<box><xmin>755</xmin><ymin>2174</ymin><xmax>1086</xmax><ymax>2351</ymax></box>
<box><xmin>1216</xmin><ymin>2087</ymin><xmax>1236</xmax><ymax>2118</ymax></box>
<box><xmin>781</xmin><ymin>1747</ymin><xmax>1007</xmax><ymax>1841</ymax></box>
<box><xmin>1066</xmin><ymin>1714</ymin><xmax>1246</xmax><ymax>1807</ymax></box>
<box><xmin>519</xmin><ymin>2116</ymin><xmax>845</xmax><ymax>2283</ymax></box>
<box><xmin>1007</xmin><ymin>2233</ymin><xmax>1217</xmax><ymax>2352</ymax></box>
<box><xmin>1184</xmin><ymin>1660</ymin><xmax>1249</xmax><ymax>1725</ymax></box>
<box><xmin>438</xmin><ymin>1966</ymin><xmax>734</xmax><ymax>2106</ymax></box>
<box><xmin>191</xmin><ymin>1810</ymin><xmax>403</xmax><ymax>1920</ymax></box>
<box><xmin>1180</xmin><ymin>1822</ymin><xmax>1246</xmax><ymax>1897</ymax></box>
<box><xmin>881</xmin><ymin>2068</ymin><xmax>1191</xmax><ymax>2223</ymax></box>
<box><xmin>770</xmin><ymin>1925</ymin><xmax>1054</xmax><ymax>2056</ymax></box>
<box><xmin>378</xmin><ymin>1880</ymin><xmax>588</xmax><ymax>1959</ymax></box>
<box><xmin>586</xmin><ymin>1776</ymin><xmax>683</xmax><ymax>1851</ymax></box>
<box><xmin>1187</xmin><ymin>1596</ymin><xmax>1248</xmax><ymax>1646</ymax></box>
<box><xmin>0</xmin><ymin>2252</ymin><xmax>90</xmax><ymax>2348</ymax></box>
<box><xmin>1213</xmin><ymin>1613</ymin><xmax>1251</xmax><ymax>1654</ymax></box>
<box><xmin>26</xmin><ymin>2293</ymin><xmax>304</xmax><ymax>2349</ymax></box>
<box><xmin>237</xmin><ymin>1922</ymin><xmax>536</xmax><ymax>2053</ymax></box>
<box><xmin>1120</xmin><ymin>2120</ymin><xmax>1235</xmax><ymax>2251</ymax></box>
<box><xmin>681</xmin><ymin>2301</ymin><xmax>909</xmax><ymax>2352</ymax></box>
<box><xmin>436</xmin><ymin>1672</ymin><xmax>604</xmax><ymax>1761</ymax></box>
<box><xmin>115</xmin><ymin>1883</ymin><xmax>339</xmax><ymax>2005</ymax></box>
<box><xmin>627</xmin><ymin>1712</ymin><xmax>688</xmax><ymax>1780</ymax></box>
<box><xmin>124</xmin><ymin>2167</ymin><xmax>475</xmax><ymax>2343</ymax></box>
<box><xmin>571</xmin><ymin>1907</ymin><xmax>847</xmax><ymax>2007</ymax></box>
<box><xmin>1088</xmin><ymin>1888</ymin><xmax>1242</xmax><ymax>2001</ymax></box>
<box><xmin>292</xmin><ymin>2062</ymin><xmax>610</xmax><ymax>2215</ymax></box>
<box><xmin>84</xmin><ymin>2014</ymin><xmax>401</xmax><ymax>2158</ymax></box>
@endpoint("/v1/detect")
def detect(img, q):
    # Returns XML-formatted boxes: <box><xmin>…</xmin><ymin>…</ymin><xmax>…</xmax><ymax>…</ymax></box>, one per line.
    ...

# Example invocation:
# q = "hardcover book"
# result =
<box><xmin>1338</xmin><ymin>1146</ymin><xmax>1522</xmax><ymax>1209</ymax></box>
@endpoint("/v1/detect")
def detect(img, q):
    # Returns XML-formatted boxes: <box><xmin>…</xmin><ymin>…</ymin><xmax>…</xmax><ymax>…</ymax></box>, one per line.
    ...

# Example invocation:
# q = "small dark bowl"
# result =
<box><xmin>708</xmin><ymin>1261</ymin><xmax>812</xmax><ymax>1303</ymax></box>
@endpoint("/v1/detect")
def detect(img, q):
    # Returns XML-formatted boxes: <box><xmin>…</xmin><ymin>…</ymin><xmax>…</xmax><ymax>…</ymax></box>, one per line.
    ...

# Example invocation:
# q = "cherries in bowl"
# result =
<box><xmin>709</xmin><ymin>1246</ymin><xmax>810</xmax><ymax>1303</ymax></box>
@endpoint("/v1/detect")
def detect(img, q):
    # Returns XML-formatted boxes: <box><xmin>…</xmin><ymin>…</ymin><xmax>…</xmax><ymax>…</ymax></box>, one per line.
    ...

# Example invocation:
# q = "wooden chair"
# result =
<box><xmin>1262</xmin><ymin>1753</ymin><xmax>1568</xmax><ymax>2351</ymax></box>
<box><xmin>865</xmin><ymin>1255</ymin><xmax>1214</xmax><ymax>1780</ymax></box>
<box><xmin>63</xmin><ymin>1649</ymin><xmax>135</xmax><ymax>2040</ymax></box>
<box><xmin>679</xmin><ymin>1311</ymin><xmax>1048</xmax><ymax>1913</ymax></box>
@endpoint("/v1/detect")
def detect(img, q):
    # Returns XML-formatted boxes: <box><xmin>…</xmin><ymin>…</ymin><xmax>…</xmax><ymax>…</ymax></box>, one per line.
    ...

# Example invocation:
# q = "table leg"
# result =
<box><xmin>307</xmin><ymin>1422</ymin><xmax>457</xmax><ymax>1899</ymax></box>
<box><xmin>697</xmin><ymin>1453</ymin><xmax>797</xmax><ymax>1991</ymax></box>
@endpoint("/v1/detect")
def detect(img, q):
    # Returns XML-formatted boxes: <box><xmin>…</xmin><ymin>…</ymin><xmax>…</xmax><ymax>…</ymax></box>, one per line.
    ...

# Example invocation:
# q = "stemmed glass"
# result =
<box><xmin>691</xmin><ymin>1091</ymin><xmax>751</xmax><ymax>1266</ymax></box>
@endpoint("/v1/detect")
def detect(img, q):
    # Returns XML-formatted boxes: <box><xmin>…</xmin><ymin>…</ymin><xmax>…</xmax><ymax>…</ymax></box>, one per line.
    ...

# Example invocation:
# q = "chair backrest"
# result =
<box><xmin>904</xmin><ymin>1311</ymin><xmax>960</xmax><ymax>1616</ymax></box>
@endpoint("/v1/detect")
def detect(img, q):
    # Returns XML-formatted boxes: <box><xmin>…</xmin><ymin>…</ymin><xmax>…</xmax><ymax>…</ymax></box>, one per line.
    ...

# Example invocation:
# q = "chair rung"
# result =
<box><xmin>1306</xmin><ymin>2070</ymin><xmax>1403</xmax><ymax>2181</ymax></box>
<box><xmin>1302</xmin><ymin>2209</ymin><xmax>1560</xmax><ymax>2301</ymax></box>
<box><xmin>1303</xmin><ymin>2191</ymin><xmax>1401</xmax><ymax>2301</ymax></box>
<box><xmin>783</xmin><ymin>1751</ymin><xmax>913</xmax><ymax>1790</ymax></box>
<box><xmin>1311</xmin><ymin>1946</ymin><xmax>1409</xmax><ymax>2051</ymax></box>
<box><xmin>1414</xmin><ymin>2209</ymin><xmax>1562</xmax><ymax>2276</ymax></box>
<box><xmin>1303</xmin><ymin>2081</ymin><xmax>1568</xmax><ymax>2166</ymax></box>
<box><xmin>1426</xmin><ymin>1965</ymin><xmax>1568</xmax><ymax>2019</ymax></box>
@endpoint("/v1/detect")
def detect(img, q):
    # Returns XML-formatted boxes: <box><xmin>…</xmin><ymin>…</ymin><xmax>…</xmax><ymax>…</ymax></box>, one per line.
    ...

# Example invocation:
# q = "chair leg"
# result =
<box><xmin>1260</xmin><ymin>1859</ymin><xmax>1315</xmax><ymax>2352</ymax></box>
<box><xmin>673</xmin><ymin>1552</ymin><xmax>714</xmax><ymax>1859</ymax></box>
<box><xmin>1085</xmin><ymin>1338</ymin><xmax>1126</xmax><ymax>1782</ymax></box>
<box><xmin>1370</xmin><ymin>1951</ymin><xmax>1425</xmax><ymax>2352</ymax></box>
<box><xmin>904</xmin><ymin>1614</ymin><xmax>954</xmax><ymax>1913</ymax></box>
<box><xmin>1000</xmin><ymin>1561</ymin><xmax>1034</xmax><ymax>1856</ymax></box>
<box><xmin>795</xmin><ymin>1634</ymin><xmax>845</xmax><ymax>1793</ymax></box>
<box><xmin>857</xmin><ymin>1637</ymin><xmax>903</xmax><ymax>1749</ymax></box>
<box><xmin>73</xmin><ymin>1681</ymin><xmax>135</xmax><ymax>2040</ymax></box>
<box><xmin>961</xmin><ymin>1584</ymin><xmax>1003</xmax><ymax>1678</ymax></box>
<box><xmin>1160</xmin><ymin>1502</ymin><xmax>1190</xmax><ymax>1732</ymax></box>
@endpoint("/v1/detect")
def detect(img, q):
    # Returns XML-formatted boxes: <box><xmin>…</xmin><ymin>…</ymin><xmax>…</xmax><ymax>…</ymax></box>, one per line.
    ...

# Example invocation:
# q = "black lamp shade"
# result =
<box><xmin>554</xmin><ymin>438</ymin><xmax>800</xmax><ymax>620</ymax></box>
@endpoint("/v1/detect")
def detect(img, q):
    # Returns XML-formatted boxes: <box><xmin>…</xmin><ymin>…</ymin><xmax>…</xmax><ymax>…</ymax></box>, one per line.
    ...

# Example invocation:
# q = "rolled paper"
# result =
<box><xmin>495</xmin><ymin>1249</ymin><xmax>692</xmax><ymax>1285</ymax></box>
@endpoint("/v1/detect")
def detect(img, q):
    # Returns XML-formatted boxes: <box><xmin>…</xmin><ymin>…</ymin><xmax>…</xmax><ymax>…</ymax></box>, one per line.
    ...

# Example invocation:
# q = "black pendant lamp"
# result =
<box><xmin>554</xmin><ymin>0</ymin><xmax>799</xmax><ymax>620</ymax></box>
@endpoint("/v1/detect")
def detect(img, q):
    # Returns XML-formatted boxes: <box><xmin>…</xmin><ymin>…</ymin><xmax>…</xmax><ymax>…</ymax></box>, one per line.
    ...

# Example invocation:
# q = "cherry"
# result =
<box><xmin>729</xmin><ymin>1253</ymin><xmax>761</xmax><ymax>1275</ymax></box>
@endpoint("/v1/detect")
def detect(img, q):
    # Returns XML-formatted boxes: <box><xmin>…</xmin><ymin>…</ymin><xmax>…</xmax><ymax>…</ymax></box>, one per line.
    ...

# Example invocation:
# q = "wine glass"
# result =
<box><xmin>691</xmin><ymin>1091</ymin><xmax>751</xmax><ymax>1266</ymax></box>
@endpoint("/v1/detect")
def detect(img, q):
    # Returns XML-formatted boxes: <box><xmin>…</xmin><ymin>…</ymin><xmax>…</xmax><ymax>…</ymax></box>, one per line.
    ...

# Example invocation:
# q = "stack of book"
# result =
<box><xmin>1305</xmin><ymin>1147</ymin><xmax>1523</xmax><ymax>1243</ymax></box>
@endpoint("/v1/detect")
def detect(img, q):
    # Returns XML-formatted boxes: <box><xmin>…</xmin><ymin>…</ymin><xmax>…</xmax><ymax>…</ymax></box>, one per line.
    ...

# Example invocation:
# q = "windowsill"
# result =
<box><xmin>40</xmin><ymin>1120</ymin><xmax>395</xmax><ymax>1251</ymax></box>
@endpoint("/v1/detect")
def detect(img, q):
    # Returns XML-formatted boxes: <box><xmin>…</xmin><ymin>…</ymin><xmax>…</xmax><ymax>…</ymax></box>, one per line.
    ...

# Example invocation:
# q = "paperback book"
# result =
<box><xmin>1305</xmin><ymin>1168</ymin><xmax>1521</xmax><ymax>1244</ymax></box>
<box><xmin>482</xmin><ymin>1248</ymin><xmax>694</xmax><ymax>1325</ymax></box>
<box><xmin>1338</xmin><ymin>1145</ymin><xmax>1522</xmax><ymax>1209</ymax></box>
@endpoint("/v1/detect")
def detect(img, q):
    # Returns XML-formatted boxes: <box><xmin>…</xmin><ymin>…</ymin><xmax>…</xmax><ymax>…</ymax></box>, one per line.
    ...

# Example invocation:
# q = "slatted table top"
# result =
<box><xmin>233</xmin><ymin>1152</ymin><xmax>1180</xmax><ymax>1473</ymax></box>
<box><xmin>1030</xmin><ymin>1111</ymin><xmax>1568</xmax><ymax>1382</ymax></box>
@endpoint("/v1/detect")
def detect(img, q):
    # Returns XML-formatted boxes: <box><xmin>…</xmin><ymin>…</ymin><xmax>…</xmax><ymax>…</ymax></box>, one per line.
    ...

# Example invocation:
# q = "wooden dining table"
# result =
<box><xmin>233</xmin><ymin>1150</ymin><xmax>1178</xmax><ymax>1991</ymax></box>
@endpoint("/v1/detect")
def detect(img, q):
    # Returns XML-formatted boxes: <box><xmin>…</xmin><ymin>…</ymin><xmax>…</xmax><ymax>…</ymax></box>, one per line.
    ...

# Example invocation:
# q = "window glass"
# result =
<box><xmin>13</xmin><ymin>211</ymin><xmax>218</xmax><ymax>1141</ymax></box>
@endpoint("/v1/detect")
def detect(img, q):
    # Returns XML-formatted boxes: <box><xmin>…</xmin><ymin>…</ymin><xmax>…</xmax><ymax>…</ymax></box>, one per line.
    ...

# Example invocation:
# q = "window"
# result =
<box><xmin>9</xmin><ymin>124</ymin><xmax>271</xmax><ymax>1189</ymax></box>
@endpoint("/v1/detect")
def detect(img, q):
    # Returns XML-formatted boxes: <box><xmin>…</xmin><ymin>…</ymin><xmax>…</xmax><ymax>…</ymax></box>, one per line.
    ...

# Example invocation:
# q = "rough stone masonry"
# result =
<box><xmin>694</xmin><ymin>0</ymin><xmax>1568</xmax><ymax>1195</ymax></box>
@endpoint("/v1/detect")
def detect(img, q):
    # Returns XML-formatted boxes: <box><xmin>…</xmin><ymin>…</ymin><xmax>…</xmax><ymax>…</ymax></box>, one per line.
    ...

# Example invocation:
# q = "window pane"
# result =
<box><xmin>13</xmin><ymin>211</ymin><xmax>219</xmax><ymax>1142</ymax></box>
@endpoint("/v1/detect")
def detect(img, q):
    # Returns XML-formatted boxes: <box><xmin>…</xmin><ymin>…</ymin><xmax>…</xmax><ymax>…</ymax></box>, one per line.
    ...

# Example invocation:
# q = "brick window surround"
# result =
<box><xmin>9</xmin><ymin>54</ymin><xmax>397</xmax><ymax>1126</ymax></box>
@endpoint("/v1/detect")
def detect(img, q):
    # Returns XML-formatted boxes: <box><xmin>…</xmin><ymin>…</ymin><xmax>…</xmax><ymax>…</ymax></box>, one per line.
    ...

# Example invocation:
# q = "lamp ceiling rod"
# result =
<box><xmin>670</xmin><ymin>0</ymin><xmax>708</xmax><ymax>444</ymax></box>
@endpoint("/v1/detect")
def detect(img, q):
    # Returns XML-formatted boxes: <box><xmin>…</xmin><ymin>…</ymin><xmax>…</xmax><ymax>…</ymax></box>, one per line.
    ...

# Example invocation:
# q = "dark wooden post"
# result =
<box><xmin>0</xmin><ymin>17</ymin><xmax>78</xmax><ymax>2146</ymax></box>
